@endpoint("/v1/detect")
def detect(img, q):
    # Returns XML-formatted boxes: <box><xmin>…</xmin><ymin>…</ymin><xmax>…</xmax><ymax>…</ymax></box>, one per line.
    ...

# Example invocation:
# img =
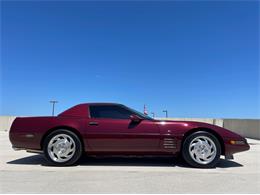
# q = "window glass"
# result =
<box><xmin>89</xmin><ymin>105</ymin><xmax>133</xmax><ymax>119</ymax></box>
<box><xmin>123</xmin><ymin>106</ymin><xmax>153</xmax><ymax>120</ymax></box>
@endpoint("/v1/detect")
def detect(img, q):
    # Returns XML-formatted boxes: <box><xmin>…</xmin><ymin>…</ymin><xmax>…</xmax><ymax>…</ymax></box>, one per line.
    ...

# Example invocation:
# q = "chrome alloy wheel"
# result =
<box><xmin>188</xmin><ymin>136</ymin><xmax>217</xmax><ymax>165</ymax></box>
<box><xmin>47</xmin><ymin>134</ymin><xmax>76</xmax><ymax>163</ymax></box>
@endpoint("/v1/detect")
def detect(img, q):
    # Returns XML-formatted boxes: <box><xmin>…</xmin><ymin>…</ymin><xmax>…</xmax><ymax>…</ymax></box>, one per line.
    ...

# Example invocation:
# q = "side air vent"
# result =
<box><xmin>163</xmin><ymin>138</ymin><xmax>177</xmax><ymax>149</ymax></box>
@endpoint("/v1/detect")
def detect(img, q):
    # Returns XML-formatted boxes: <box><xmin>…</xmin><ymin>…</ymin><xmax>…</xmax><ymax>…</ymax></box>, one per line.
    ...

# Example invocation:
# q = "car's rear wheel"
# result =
<box><xmin>43</xmin><ymin>129</ymin><xmax>82</xmax><ymax>166</ymax></box>
<box><xmin>182</xmin><ymin>131</ymin><xmax>221</xmax><ymax>168</ymax></box>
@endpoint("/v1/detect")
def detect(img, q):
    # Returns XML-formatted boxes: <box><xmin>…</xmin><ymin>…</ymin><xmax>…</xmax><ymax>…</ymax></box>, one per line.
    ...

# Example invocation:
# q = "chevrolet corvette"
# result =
<box><xmin>9</xmin><ymin>103</ymin><xmax>250</xmax><ymax>168</ymax></box>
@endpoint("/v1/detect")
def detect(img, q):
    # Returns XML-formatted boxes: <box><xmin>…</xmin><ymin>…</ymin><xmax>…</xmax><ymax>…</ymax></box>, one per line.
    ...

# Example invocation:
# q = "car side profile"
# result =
<box><xmin>9</xmin><ymin>103</ymin><xmax>250</xmax><ymax>168</ymax></box>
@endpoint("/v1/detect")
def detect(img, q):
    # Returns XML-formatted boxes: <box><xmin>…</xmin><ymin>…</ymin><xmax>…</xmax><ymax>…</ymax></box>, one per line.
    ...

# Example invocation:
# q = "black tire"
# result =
<box><xmin>182</xmin><ymin>131</ymin><xmax>221</xmax><ymax>168</ymax></box>
<box><xmin>43</xmin><ymin>129</ymin><xmax>83</xmax><ymax>166</ymax></box>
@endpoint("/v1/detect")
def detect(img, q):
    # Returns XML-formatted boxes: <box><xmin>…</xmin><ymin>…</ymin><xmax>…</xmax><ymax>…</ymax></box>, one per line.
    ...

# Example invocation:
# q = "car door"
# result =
<box><xmin>85</xmin><ymin>105</ymin><xmax>160</xmax><ymax>153</ymax></box>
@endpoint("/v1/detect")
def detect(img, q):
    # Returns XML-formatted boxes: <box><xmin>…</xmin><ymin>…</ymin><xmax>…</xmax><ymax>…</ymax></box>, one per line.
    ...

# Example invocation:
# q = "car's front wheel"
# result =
<box><xmin>182</xmin><ymin>131</ymin><xmax>221</xmax><ymax>168</ymax></box>
<box><xmin>43</xmin><ymin>129</ymin><xmax>82</xmax><ymax>166</ymax></box>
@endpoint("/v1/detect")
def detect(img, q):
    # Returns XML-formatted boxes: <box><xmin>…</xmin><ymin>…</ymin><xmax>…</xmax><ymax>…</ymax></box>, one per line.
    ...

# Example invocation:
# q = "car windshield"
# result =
<box><xmin>123</xmin><ymin>105</ymin><xmax>154</xmax><ymax>120</ymax></box>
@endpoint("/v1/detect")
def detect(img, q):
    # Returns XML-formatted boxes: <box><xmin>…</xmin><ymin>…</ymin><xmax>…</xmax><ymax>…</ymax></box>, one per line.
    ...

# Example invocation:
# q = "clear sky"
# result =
<box><xmin>1</xmin><ymin>1</ymin><xmax>259</xmax><ymax>118</ymax></box>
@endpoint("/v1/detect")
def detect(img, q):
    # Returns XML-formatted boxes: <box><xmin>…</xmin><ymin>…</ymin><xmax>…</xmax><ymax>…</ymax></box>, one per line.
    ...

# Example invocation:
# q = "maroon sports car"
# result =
<box><xmin>9</xmin><ymin>103</ymin><xmax>249</xmax><ymax>168</ymax></box>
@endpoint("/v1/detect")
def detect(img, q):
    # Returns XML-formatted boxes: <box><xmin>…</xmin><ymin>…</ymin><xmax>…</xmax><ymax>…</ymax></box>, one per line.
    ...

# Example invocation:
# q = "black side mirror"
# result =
<box><xmin>130</xmin><ymin>114</ymin><xmax>142</xmax><ymax>123</ymax></box>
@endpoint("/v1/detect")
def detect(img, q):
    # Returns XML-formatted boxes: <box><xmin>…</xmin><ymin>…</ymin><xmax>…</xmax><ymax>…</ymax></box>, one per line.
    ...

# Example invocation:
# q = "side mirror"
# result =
<box><xmin>130</xmin><ymin>114</ymin><xmax>142</xmax><ymax>123</ymax></box>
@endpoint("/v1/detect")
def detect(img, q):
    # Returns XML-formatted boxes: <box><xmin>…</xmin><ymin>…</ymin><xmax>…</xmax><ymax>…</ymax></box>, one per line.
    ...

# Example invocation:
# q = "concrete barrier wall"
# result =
<box><xmin>0</xmin><ymin>116</ymin><xmax>259</xmax><ymax>139</ymax></box>
<box><xmin>223</xmin><ymin>119</ymin><xmax>260</xmax><ymax>140</ymax></box>
<box><xmin>0</xmin><ymin>116</ymin><xmax>17</xmax><ymax>132</ymax></box>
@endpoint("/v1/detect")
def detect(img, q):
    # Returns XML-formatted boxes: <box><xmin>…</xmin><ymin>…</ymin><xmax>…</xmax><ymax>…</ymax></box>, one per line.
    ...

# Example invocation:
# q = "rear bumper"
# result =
<box><xmin>12</xmin><ymin>146</ymin><xmax>43</xmax><ymax>154</ymax></box>
<box><xmin>9</xmin><ymin>131</ymin><xmax>42</xmax><ymax>150</ymax></box>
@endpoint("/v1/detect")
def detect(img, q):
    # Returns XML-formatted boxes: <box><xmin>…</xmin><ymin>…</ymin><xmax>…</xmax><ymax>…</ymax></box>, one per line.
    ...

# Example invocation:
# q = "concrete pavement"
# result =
<box><xmin>0</xmin><ymin>131</ymin><xmax>260</xmax><ymax>193</ymax></box>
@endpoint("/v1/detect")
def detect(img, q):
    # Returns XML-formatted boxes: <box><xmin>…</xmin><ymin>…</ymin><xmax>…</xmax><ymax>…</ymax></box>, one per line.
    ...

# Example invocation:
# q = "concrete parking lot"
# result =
<box><xmin>0</xmin><ymin>131</ymin><xmax>260</xmax><ymax>193</ymax></box>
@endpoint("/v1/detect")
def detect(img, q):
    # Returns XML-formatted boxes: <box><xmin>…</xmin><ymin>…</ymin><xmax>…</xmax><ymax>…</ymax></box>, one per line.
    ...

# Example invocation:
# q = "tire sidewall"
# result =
<box><xmin>182</xmin><ymin>131</ymin><xmax>221</xmax><ymax>168</ymax></box>
<box><xmin>43</xmin><ymin>129</ymin><xmax>82</xmax><ymax>166</ymax></box>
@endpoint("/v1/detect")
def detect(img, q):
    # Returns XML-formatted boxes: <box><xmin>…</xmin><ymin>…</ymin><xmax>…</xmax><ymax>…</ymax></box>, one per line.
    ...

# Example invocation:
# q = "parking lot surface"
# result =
<box><xmin>0</xmin><ymin>131</ymin><xmax>260</xmax><ymax>193</ymax></box>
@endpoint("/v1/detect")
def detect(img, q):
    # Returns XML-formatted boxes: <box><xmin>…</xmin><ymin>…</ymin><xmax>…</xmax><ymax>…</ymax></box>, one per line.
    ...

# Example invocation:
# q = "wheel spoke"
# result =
<box><xmin>190</xmin><ymin>143</ymin><xmax>197</xmax><ymax>148</ymax></box>
<box><xmin>197</xmin><ymin>139</ymin><xmax>203</xmax><ymax>145</ymax></box>
<box><xmin>64</xmin><ymin>139</ymin><xmax>71</xmax><ymax>147</ymax></box>
<box><xmin>190</xmin><ymin>149</ymin><xmax>196</xmax><ymax>156</ymax></box>
<box><xmin>48</xmin><ymin>142</ymin><xmax>56</xmax><ymax>148</ymax></box>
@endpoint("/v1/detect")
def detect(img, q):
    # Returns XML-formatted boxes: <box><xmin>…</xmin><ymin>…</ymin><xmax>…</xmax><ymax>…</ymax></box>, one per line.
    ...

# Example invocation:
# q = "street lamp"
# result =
<box><xmin>163</xmin><ymin>110</ymin><xmax>168</xmax><ymax>118</ymax></box>
<box><xmin>49</xmin><ymin>100</ymin><xmax>58</xmax><ymax>116</ymax></box>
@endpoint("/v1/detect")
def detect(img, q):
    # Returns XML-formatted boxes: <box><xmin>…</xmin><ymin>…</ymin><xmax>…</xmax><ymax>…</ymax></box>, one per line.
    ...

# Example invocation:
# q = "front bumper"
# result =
<box><xmin>224</xmin><ymin>138</ymin><xmax>250</xmax><ymax>157</ymax></box>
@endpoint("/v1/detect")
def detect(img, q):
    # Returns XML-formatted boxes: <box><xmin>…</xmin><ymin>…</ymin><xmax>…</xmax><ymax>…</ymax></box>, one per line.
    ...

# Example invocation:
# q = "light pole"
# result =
<box><xmin>151</xmin><ymin>112</ymin><xmax>155</xmax><ymax>118</ymax></box>
<box><xmin>49</xmin><ymin>100</ymin><xmax>58</xmax><ymax>116</ymax></box>
<box><xmin>163</xmin><ymin>110</ymin><xmax>168</xmax><ymax>118</ymax></box>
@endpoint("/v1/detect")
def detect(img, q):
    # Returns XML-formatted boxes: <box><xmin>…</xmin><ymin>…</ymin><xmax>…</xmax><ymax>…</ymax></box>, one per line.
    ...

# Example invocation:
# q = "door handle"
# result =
<box><xmin>89</xmin><ymin>121</ymin><xmax>99</xmax><ymax>126</ymax></box>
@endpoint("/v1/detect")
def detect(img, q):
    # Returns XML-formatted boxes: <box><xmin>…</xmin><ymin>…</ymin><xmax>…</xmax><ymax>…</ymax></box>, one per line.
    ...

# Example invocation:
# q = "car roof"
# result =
<box><xmin>81</xmin><ymin>102</ymin><xmax>124</xmax><ymax>106</ymax></box>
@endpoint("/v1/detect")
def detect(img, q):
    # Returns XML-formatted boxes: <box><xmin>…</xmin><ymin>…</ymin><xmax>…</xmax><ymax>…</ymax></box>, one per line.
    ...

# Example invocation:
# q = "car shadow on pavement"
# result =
<box><xmin>7</xmin><ymin>154</ymin><xmax>243</xmax><ymax>168</ymax></box>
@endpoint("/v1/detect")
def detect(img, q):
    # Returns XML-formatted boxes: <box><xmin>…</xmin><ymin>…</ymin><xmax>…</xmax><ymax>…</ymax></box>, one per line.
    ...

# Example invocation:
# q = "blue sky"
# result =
<box><xmin>1</xmin><ymin>1</ymin><xmax>259</xmax><ymax>118</ymax></box>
